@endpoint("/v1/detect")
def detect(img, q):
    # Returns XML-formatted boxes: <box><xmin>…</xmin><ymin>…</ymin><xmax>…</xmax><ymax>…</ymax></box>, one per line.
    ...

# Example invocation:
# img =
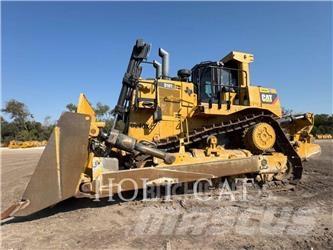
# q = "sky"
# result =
<box><xmin>2</xmin><ymin>1</ymin><xmax>332</xmax><ymax>122</ymax></box>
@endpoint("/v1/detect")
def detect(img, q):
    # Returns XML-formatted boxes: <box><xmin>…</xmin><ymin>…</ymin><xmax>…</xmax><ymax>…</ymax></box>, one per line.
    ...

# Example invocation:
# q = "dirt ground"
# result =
<box><xmin>1</xmin><ymin>141</ymin><xmax>332</xmax><ymax>249</ymax></box>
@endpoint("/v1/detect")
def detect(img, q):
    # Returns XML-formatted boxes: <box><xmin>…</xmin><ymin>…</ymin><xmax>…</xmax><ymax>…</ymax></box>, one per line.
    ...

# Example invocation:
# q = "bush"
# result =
<box><xmin>312</xmin><ymin>114</ymin><xmax>333</xmax><ymax>135</ymax></box>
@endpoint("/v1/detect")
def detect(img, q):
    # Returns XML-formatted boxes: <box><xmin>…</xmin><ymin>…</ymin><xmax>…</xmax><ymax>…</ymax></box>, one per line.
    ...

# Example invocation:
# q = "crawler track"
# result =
<box><xmin>156</xmin><ymin>110</ymin><xmax>303</xmax><ymax>181</ymax></box>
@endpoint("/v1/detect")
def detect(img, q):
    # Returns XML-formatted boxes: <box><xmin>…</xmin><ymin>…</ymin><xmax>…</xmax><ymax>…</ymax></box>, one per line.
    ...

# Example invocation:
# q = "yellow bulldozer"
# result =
<box><xmin>1</xmin><ymin>39</ymin><xmax>320</xmax><ymax>219</ymax></box>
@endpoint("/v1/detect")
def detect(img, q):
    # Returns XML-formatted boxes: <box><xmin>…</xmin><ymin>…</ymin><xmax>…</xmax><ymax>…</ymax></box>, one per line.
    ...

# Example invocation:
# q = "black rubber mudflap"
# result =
<box><xmin>14</xmin><ymin>112</ymin><xmax>90</xmax><ymax>216</ymax></box>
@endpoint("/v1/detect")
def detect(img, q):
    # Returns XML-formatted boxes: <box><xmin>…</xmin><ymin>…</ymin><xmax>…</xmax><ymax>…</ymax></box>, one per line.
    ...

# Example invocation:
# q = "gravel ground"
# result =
<box><xmin>1</xmin><ymin>141</ymin><xmax>332</xmax><ymax>249</ymax></box>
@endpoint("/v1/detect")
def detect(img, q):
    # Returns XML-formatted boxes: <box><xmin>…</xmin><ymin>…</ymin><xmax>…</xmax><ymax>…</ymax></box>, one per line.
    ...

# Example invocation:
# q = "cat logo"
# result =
<box><xmin>260</xmin><ymin>92</ymin><xmax>278</xmax><ymax>104</ymax></box>
<box><xmin>261</xmin><ymin>93</ymin><xmax>272</xmax><ymax>102</ymax></box>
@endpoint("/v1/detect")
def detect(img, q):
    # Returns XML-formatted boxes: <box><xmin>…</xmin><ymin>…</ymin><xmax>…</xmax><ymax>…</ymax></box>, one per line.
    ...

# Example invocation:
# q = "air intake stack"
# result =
<box><xmin>153</xmin><ymin>60</ymin><xmax>162</xmax><ymax>79</ymax></box>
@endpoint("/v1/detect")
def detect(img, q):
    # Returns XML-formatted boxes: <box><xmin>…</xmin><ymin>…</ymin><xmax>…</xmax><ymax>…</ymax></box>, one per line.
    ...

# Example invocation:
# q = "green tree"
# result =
<box><xmin>2</xmin><ymin>99</ymin><xmax>32</xmax><ymax>129</ymax></box>
<box><xmin>66</xmin><ymin>103</ymin><xmax>77</xmax><ymax>112</ymax></box>
<box><xmin>1</xmin><ymin>99</ymin><xmax>55</xmax><ymax>144</ymax></box>
<box><xmin>94</xmin><ymin>102</ymin><xmax>110</xmax><ymax>120</ymax></box>
<box><xmin>1</xmin><ymin>116</ymin><xmax>17</xmax><ymax>143</ymax></box>
<box><xmin>312</xmin><ymin>114</ymin><xmax>333</xmax><ymax>135</ymax></box>
<box><xmin>94</xmin><ymin>102</ymin><xmax>113</xmax><ymax>132</ymax></box>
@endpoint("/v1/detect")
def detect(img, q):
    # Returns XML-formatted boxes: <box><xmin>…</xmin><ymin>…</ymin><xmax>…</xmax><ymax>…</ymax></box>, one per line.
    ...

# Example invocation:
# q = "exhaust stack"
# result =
<box><xmin>153</xmin><ymin>60</ymin><xmax>162</xmax><ymax>79</ymax></box>
<box><xmin>158</xmin><ymin>48</ymin><xmax>169</xmax><ymax>79</ymax></box>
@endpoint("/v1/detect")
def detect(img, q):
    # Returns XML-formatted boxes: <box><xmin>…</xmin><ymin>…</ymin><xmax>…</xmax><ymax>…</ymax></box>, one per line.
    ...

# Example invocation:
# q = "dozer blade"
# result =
<box><xmin>5</xmin><ymin>112</ymin><xmax>91</xmax><ymax>217</ymax></box>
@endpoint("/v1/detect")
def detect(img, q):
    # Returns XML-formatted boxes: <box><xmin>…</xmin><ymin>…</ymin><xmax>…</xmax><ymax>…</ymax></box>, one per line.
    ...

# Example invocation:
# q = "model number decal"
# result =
<box><xmin>158</xmin><ymin>82</ymin><xmax>179</xmax><ymax>90</ymax></box>
<box><xmin>129</xmin><ymin>123</ymin><xmax>148</xmax><ymax>129</ymax></box>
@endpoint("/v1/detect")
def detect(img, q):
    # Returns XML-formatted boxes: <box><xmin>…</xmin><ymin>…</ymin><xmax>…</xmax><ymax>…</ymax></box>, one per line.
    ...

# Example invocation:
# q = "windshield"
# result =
<box><xmin>220</xmin><ymin>68</ymin><xmax>238</xmax><ymax>86</ymax></box>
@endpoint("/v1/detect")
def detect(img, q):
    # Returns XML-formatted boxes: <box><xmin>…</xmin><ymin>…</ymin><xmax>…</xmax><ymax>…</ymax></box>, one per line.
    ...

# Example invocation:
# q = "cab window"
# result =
<box><xmin>220</xmin><ymin>69</ymin><xmax>237</xmax><ymax>87</ymax></box>
<box><xmin>199</xmin><ymin>68</ymin><xmax>213</xmax><ymax>102</ymax></box>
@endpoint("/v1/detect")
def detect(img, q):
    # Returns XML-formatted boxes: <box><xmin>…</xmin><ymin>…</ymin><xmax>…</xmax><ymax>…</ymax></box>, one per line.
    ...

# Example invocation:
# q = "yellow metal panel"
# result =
<box><xmin>77</xmin><ymin>93</ymin><xmax>105</xmax><ymax>137</ymax></box>
<box><xmin>222</xmin><ymin>51</ymin><xmax>254</xmax><ymax>64</ymax></box>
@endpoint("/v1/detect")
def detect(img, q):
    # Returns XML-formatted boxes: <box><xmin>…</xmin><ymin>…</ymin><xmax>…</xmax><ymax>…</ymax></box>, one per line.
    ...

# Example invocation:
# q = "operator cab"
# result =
<box><xmin>191</xmin><ymin>51</ymin><xmax>253</xmax><ymax>108</ymax></box>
